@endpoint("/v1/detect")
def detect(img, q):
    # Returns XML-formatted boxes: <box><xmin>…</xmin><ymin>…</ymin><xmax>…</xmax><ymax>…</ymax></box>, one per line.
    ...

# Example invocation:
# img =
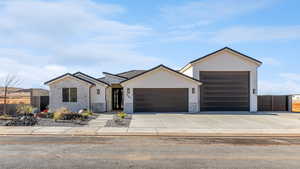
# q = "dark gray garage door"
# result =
<box><xmin>200</xmin><ymin>71</ymin><xmax>250</xmax><ymax>111</ymax></box>
<box><xmin>133</xmin><ymin>88</ymin><xmax>188</xmax><ymax>112</ymax></box>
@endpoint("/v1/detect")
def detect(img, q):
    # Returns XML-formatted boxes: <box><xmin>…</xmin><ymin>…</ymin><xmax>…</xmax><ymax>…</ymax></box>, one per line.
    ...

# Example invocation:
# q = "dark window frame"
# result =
<box><xmin>62</xmin><ymin>88</ymin><xmax>77</xmax><ymax>102</ymax></box>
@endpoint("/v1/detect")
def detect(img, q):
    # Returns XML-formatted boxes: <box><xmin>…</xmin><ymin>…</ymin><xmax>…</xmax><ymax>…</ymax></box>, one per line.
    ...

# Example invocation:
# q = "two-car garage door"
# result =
<box><xmin>200</xmin><ymin>71</ymin><xmax>250</xmax><ymax>111</ymax></box>
<box><xmin>133</xmin><ymin>88</ymin><xmax>188</xmax><ymax>112</ymax></box>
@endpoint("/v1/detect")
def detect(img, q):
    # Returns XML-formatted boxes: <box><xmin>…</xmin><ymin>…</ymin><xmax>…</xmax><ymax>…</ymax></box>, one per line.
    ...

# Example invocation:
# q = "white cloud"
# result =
<box><xmin>259</xmin><ymin>73</ymin><xmax>300</xmax><ymax>94</ymax></box>
<box><xmin>0</xmin><ymin>57</ymin><xmax>67</xmax><ymax>88</ymax></box>
<box><xmin>212</xmin><ymin>26</ymin><xmax>300</xmax><ymax>43</ymax></box>
<box><xmin>0</xmin><ymin>0</ymin><xmax>162</xmax><ymax>88</ymax></box>
<box><xmin>280</xmin><ymin>73</ymin><xmax>300</xmax><ymax>82</ymax></box>
<box><xmin>160</xmin><ymin>30</ymin><xmax>210</xmax><ymax>42</ymax></box>
<box><xmin>161</xmin><ymin>0</ymin><xmax>276</xmax><ymax>28</ymax></box>
<box><xmin>162</xmin><ymin>25</ymin><xmax>300</xmax><ymax>43</ymax></box>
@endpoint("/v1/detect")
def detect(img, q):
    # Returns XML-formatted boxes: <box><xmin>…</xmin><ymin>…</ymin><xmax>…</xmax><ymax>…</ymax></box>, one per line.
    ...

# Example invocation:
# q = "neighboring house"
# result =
<box><xmin>44</xmin><ymin>47</ymin><xmax>262</xmax><ymax>113</ymax></box>
<box><xmin>0</xmin><ymin>88</ymin><xmax>49</xmax><ymax>113</ymax></box>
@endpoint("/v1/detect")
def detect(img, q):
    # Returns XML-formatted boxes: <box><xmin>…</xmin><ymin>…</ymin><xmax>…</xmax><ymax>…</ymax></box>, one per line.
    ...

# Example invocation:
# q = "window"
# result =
<box><xmin>62</xmin><ymin>88</ymin><xmax>77</xmax><ymax>102</ymax></box>
<box><xmin>62</xmin><ymin>88</ymin><xmax>69</xmax><ymax>102</ymax></box>
<box><xmin>97</xmin><ymin>89</ymin><xmax>100</xmax><ymax>95</ymax></box>
<box><xmin>192</xmin><ymin>88</ymin><xmax>195</xmax><ymax>94</ymax></box>
<box><xmin>127</xmin><ymin>88</ymin><xmax>130</xmax><ymax>95</ymax></box>
<box><xmin>70</xmin><ymin>88</ymin><xmax>77</xmax><ymax>102</ymax></box>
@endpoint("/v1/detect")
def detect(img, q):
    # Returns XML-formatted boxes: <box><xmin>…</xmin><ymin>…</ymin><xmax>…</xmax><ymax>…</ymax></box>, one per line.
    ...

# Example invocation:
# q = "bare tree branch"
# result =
<box><xmin>2</xmin><ymin>74</ymin><xmax>20</xmax><ymax>115</ymax></box>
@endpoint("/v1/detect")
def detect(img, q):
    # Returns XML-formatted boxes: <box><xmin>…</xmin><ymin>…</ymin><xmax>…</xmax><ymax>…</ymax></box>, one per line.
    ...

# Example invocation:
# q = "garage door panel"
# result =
<box><xmin>200</xmin><ymin>71</ymin><xmax>250</xmax><ymax>111</ymax></box>
<box><xmin>201</xmin><ymin>107</ymin><xmax>249</xmax><ymax>111</ymax></box>
<box><xmin>203</xmin><ymin>97</ymin><xmax>249</xmax><ymax>102</ymax></box>
<box><xmin>133</xmin><ymin>88</ymin><xmax>188</xmax><ymax>112</ymax></box>
<box><xmin>204</xmin><ymin>87</ymin><xmax>248</xmax><ymax>91</ymax></box>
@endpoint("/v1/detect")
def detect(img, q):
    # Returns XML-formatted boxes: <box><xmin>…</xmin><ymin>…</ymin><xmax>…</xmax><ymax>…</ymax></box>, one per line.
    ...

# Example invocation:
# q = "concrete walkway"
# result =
<box><xmin>88</xmin><ymin>114</ymin><xmax>113</xmax><ymax>127</ymax></box>
<box><xmin>1</xmin><ymin>112</ymin><xmax>300</xmax><ymax>136</ymax></box>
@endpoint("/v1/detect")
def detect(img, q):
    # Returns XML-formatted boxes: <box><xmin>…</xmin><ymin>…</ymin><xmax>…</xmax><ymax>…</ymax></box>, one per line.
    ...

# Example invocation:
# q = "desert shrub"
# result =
<box><xmin>16</xmin><ymin>104</ymin><xmax>34</xmax><ymax>115</ymax></box>
<box><xmin>117</xmin><ymin>111</ymin><xmax>127</xmax><ymax>119</ymax></box>
<box><xmin>0</xmin><ymin>114</ymin><xmax>14</xmax><ymax>120</ymax></box>
<box><xmin>63</xmin><ymin>113</ymin><xmax>81</xmax><ymax>120</ymax></box>
<box><xmin>53</xmin><ymin>107</ymin><xmax>71</xmax><ymax>121</ymax></box>
<box><xmin>82</xmin><ymin>110</ymin><xmax>93</xmax><ymax>117</ymax></box>
<box><xmin>53</xmin><ymin>108</ymin><xmax>84</xmax><ymax>121</ymax></box>
<box><xmin>80</xmin><ymin>110</ymin><xmax>93</xmax><ymax>120</ymax></box>
<box><xmin>53</xmin><ymin>112</ymin><xmax>64</xmax><ymax>121</ymax></box>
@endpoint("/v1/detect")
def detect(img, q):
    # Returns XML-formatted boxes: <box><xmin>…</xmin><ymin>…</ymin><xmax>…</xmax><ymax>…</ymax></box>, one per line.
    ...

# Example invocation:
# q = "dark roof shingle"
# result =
<box><xmin>116</xmin><ymin>70</ymin><xmax>146</xmax><ymax>79</ymax></box>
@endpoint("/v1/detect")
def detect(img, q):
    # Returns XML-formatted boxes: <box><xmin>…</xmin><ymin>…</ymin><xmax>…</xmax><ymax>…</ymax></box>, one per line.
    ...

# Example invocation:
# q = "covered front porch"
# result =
<box><xmin>110</xmin><ymin>84</ymin><xmax>124</xmax><ymax>111</ymax></box>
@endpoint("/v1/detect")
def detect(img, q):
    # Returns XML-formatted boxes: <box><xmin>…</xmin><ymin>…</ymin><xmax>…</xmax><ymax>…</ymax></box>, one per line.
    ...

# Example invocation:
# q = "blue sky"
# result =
<box><xmin>0</xmin><ymin>0</ymin><xmax>299</xmax><ymax>94</ymax></box>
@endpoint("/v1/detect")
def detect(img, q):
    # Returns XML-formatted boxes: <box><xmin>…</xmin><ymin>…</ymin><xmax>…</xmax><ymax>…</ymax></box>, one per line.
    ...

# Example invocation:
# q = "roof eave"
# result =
<box><xmin>73</xmin><ymin>72</ymin><xmax>110</xmax><ymax>86</ymax></box>
<box><xmin>44</xmin><ymin>73</ymin><xmax>95</xmax><ymax>86</ymax></box>
<box><xmin>179</xmin><ymin>63</ymin><xmax>192</xmax><ymax>73</ymax></box>
<box><xmin>121</xmin><ymin>65</ymin><xmax>202</xmax><ymax>85</ymax></box>
<box><xmin>102</xmin><ymin>72</ymin><xmax>128</xmax><ymax>80</ymax></box>
<box><xmin>189</xmin><ymin>47</ymin><xmax>262</xmax><ymax>66</ymax></box>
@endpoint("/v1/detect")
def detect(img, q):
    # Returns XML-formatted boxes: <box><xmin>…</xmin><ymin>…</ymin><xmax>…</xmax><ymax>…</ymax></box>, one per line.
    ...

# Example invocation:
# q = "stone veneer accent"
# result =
<box><xmin>124</xmin><ymin>103</ymin><xmax>133</xmax><ymax>113</ymax></box>
<box><xmin>189</xmin><ymin>102</ymin><xmax>198</xmax><ymax>112</ymax></box>
<box><xmin>91</xmin><ymin>103</ymin><xmax>106</xmax><ymax>113</ymax></box>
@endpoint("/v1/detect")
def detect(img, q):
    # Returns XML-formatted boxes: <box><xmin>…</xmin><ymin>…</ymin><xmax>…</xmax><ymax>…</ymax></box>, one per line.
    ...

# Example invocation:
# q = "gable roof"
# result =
<box><xmin>44</xmin><ymin>73</ymin><xmax>95</xmax><ymax>85</ymax></box>
<box><xmin>120</xmin><ymin>64</ymin><xmax>202</xmax><ymax>85</ymax></box>
<box><xmin>102</xmin><ymin>72</ymin><xmax>128</xmax><ymax>79</ymax></box>
<box><xmin>190</xmin><ymin>47</ymin><xmax>262</xmax><ymax>64</ymax></box>
<box><xmin>73</xmin><ymin>72</ymin><xmax>110</xmax><ymax>86</ymax></box>
<box><xmin>179</xmin><ymin>47</ymin><xmax>262</xmax><ymax>72</ymax></box>
<box><xmin>116</xmin><ymin>70</ymin><xmax>146</xmax><ymax>79</ymax></box>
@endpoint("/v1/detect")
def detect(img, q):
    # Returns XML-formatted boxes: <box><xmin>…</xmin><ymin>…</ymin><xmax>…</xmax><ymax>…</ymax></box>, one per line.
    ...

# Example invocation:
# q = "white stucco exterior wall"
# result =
<box><xmin>121</xmin><ymin>68</ymin><xmax>201</xmax><ymax>113</ymax></box>
<box><xmin>48</xmin><ymin>77</ymin><xmax>92</xmax><ymax>113</ymax></box>
<box><xmin>188</xmin><ymin>50</ymin><xmax>259</xmax><ymax>112</ymax></box>
<box><xmin>103</xmin><ymin>74</ymin><xmax>126</xmax><ymax>84</ymax></box>
<box><xmin>74</xmin><ymin>74</ymin><xmax>108</xmax><ymax>112</ymax></box>
<box><xmin>181</xmin><ymin>66</ymin><xmax>193</xmax><ymax>77</ymax></box>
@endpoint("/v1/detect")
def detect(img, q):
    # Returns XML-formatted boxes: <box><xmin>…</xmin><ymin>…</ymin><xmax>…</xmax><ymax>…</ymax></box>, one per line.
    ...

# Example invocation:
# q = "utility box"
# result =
<box><xmin>291</xmin><ymin>95</ymin><xmax>300</xmax><ymax>112</ymax></box>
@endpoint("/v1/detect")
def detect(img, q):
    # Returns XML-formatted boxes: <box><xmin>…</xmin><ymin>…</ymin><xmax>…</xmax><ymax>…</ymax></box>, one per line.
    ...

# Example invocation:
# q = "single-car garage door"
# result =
<box><xmin>200</xmin><ymin>71</ymin><xmax>249</xmax><ymax>111</ymax></box>
<box><xmin>133</xmin><ymin>88</ymin><xmax>188</xmax><ymax>112</ymax></box>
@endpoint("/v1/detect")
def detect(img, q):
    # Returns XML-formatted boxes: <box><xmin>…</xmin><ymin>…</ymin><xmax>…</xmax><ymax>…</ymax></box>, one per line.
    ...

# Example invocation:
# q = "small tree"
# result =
<box><xmin>2</xmin><ymin>74</ymin><xmax>19</xmax><ymax>115</ymax></box>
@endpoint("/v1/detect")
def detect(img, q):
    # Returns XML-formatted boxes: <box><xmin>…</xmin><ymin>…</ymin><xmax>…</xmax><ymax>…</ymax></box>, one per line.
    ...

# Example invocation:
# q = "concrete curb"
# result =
<box><xmin>1</xmin><ymin>127</ymin><xmax>300</xmax><ymax>137</ymax></box>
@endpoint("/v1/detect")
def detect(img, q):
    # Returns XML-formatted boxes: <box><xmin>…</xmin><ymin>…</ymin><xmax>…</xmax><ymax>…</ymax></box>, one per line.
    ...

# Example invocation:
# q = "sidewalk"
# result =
<box><xmin>2</xmin><ymin>126</ymin><xmax>300</xmax><ymax>136</ymax></box>
<box><xmin>1</xmin><ymin>112</ymin><xmax>300</xmax><ymax>137</ymax></box>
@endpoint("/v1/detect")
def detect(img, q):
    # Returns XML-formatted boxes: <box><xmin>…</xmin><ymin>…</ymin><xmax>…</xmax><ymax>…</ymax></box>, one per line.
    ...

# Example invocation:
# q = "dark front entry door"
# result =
<box><xmin>200</xmin><ymin>71</ymin><xmax>250</xmax><ymax>111</ymax></box>
<box><xmin>112</xmin><ymin>88</ymin><xmax>123</xmax><ymax>110</ymax></box>
<box><xmin>133</xmin><ymin>88</ymin><xmax>188</xmax><ymax>112</ymax></box>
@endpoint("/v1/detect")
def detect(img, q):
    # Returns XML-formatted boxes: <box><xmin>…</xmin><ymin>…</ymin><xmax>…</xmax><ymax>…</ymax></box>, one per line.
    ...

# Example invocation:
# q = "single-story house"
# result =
<box><xmin>44</xmin><ymin>47</ymin><xmax>262</xmax><ymax>113</ymax></box>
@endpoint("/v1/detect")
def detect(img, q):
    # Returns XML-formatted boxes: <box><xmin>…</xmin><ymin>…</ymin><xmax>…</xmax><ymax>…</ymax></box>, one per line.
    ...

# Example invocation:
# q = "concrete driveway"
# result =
<box><xmin>129</xmin><ymin>112</ymin><xmax>300</xmax><ymax>129</ymax></box>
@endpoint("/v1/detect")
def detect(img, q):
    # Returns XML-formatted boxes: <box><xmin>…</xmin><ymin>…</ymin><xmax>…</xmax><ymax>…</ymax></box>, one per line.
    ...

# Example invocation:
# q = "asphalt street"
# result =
<box><xmin>1</xmin><ymin>136</ymin><xmax>300</xmax><ymax>169</ymax></box>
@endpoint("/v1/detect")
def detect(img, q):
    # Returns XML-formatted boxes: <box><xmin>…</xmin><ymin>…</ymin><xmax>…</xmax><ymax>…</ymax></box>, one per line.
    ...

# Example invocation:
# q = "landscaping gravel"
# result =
<box><xmin>0</xmin><ymin>114</ymin><xmax>99</xmax><ymax>127</ymax></box>
<box><xmin>105</xmin><ymin>114</ymin><xmax>132</xmax><ymax>127</ymax></box>
<box><xmin>36</xmin><ymin>118</ymin><xmax>87</xmax><ymax>127</ymax></box>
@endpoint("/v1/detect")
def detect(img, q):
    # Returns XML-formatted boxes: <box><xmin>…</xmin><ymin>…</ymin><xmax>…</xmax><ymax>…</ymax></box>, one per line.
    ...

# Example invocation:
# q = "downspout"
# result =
<box><xmin>105</xmin><ymin>87</ymin><xmax>108</xmax><ymax>112</ymax></box>
<box><xmin>89</xmin><ymin>85</ymin><xmax>93</xmax><ymax>111</ymax></box>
